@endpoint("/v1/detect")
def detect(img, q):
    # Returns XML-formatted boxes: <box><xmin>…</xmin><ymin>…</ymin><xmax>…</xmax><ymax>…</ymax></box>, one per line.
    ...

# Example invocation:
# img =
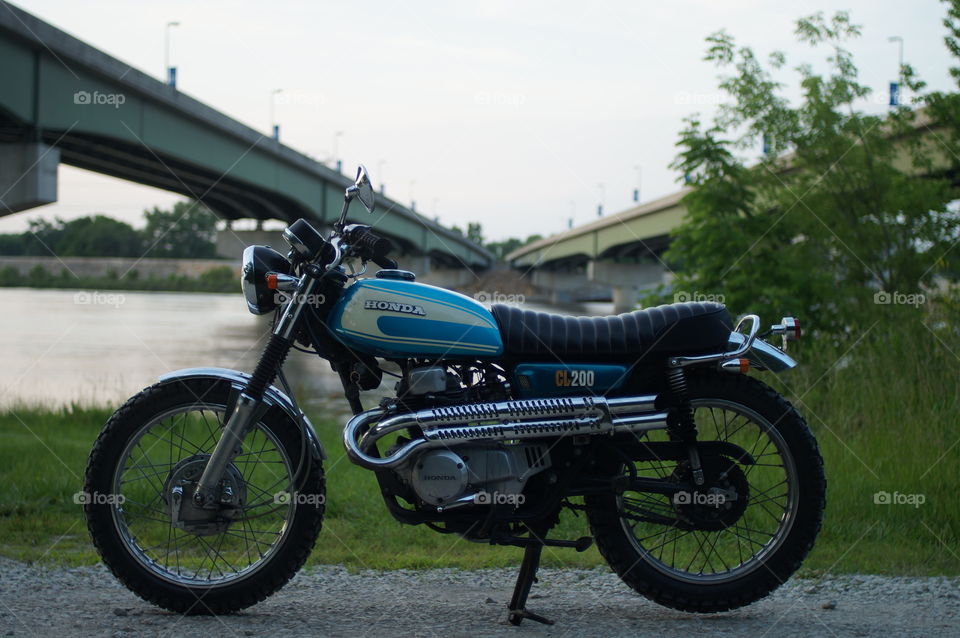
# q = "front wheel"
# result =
<box><xmin>586</xmin><ymin>371</ymin><xmax>825</xmax><ymax>612</ymax></box>
<box><xmin>83</xmin><ymin>377</ymin><xmax>325</xmax><ymax>614</ymax></box>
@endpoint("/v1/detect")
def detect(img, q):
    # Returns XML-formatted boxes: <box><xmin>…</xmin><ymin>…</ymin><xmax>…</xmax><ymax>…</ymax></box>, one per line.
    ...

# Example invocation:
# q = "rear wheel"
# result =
<box><xmin>586</xmin><ymin>371</ymin><xmax>825</xmax><ymax>612</ymax></box>
<box><xmin>83</xmin><ymin>378</ymin><xmax>324</xmax><ymax>614</ymax></box>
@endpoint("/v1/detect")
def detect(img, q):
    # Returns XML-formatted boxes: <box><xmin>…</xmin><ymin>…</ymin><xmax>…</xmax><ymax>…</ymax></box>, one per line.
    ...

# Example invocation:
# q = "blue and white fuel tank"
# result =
<box><xmin>327</xmin><ymin>277</ymin><xmax>504</xmax><ymax>358</ymax></box>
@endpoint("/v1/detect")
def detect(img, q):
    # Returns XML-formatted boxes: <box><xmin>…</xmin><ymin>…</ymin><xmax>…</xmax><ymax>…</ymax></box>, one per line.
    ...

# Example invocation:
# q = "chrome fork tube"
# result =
<box><xmin>194</xmin><ymin>393</ymin><xmax>259</xmax><ymax>506</ymax></box>
<box><xmin>194</xmin><ymin>274</ymin><xmax>317</xmax><ymax>507</ymax></box>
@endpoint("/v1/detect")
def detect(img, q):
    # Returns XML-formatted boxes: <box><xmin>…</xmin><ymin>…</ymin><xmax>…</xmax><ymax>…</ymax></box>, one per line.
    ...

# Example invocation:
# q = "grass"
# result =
<box><xmin>0</xmin><ymin>308</ymin><xmax>957</xmax><ymax>576</ymax></box>
<box><xmin>0</xmin><ymin>405</ymin><xmax>602</xmax><ymax>570</ymax></box>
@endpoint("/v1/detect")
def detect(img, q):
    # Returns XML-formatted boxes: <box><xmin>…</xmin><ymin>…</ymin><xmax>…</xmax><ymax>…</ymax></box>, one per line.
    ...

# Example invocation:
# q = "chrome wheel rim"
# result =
<box><xmin>110</xmin><ymin>403</ymin><xmax>295</xmax><ymax>587</ymax></box>
<box><xmin>617</xmin><ymin>398</ymin><xmax>799</xmax><ymax>584</ymax></box>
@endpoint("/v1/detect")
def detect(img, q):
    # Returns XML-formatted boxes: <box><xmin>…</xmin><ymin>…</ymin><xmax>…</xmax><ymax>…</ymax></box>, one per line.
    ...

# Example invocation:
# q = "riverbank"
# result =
<box><xmin>1</xmin><ymin>369</ymin><xmax>957</xmax><ymax>576</ymax></box>
<box><xmin>0</xmin><ymin>258</ymin><xmax>238</xmax><ymax>293</ymax></box>
<box><xmin>1</xmin><ymin>296</ymin><xmax>956</xmax><ymax>576</ymax></box>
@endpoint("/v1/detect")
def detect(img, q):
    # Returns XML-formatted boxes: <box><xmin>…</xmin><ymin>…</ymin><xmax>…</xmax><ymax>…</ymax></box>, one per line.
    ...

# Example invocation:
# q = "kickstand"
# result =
<box><xmin>507</xmin><ymin>533</ymin><xmax>554</xmax><ymax>626</ymax></box>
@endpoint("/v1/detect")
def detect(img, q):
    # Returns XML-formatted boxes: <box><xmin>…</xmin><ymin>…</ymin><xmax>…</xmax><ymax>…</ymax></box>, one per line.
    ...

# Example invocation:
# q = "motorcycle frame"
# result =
<box><xmin>187</xmin><ymin>176</ymin><xmax>799</xmax><ymax>516</ymax></box>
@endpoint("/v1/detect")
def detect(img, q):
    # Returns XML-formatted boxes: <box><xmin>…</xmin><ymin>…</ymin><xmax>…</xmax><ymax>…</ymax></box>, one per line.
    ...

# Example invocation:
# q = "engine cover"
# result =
<box><xmin>411</xmin><ymin>450</ymin><xmax>468</xmax><ymax>505</ymax></box>
<box><xmin>408</xmin><ymin>444</ymin><xmax>550</xmax><ymax>507</ymax></box>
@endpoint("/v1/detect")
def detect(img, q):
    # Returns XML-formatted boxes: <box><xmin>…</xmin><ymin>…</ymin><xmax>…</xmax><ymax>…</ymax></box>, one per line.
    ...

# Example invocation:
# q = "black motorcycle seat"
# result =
<box><xmin>490</xmin><ymin>302</ymin><xmax>732</xmax><ymax>358</ymax></box>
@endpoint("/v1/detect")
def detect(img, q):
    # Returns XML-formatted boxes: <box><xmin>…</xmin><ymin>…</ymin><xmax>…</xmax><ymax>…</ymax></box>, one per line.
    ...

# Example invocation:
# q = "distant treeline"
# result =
<box><xmin>0</xmin><ymin>202</ymin><xmax>218</xmax><ymax>259</ymax></box>
<box><xmin>0</xmin><ymin>264</ymin><xmax>237</xmax><ymax>293</ymax></box>
<box><xmin>448</xmin><ymin>221</ymin><xmax>542</xmax><ymax>260</ymax></box>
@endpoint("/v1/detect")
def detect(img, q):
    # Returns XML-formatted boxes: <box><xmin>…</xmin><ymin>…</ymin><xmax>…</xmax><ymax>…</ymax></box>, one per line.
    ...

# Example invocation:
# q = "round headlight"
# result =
<box><xmin>241</xmin><ymin>245</ymin><xmax>292</xmax><ymax>315</ymax></box>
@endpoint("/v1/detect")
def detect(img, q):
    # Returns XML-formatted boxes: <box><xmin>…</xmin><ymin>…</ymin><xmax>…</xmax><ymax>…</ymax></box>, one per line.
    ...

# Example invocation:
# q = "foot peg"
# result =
<box><xmin>573</xmin><ymin>536</ymin><xmax>593</xmax><ymax>552</ymax></box>
<box><xmin>507</xmin><ymin>535</ymin><xmax>594</xmax><ymax>551</ymax></box>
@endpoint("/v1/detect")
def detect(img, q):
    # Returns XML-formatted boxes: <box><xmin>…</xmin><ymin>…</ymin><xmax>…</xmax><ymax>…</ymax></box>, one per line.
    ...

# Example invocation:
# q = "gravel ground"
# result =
<box><xmin>0</xmin><ymin>559</ymin><xmax>957</xmax><ymax>638</ymax></box>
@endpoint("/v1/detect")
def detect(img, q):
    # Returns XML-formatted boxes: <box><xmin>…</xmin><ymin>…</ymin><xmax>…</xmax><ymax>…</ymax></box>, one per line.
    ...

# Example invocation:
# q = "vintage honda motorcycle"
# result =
<box><xmin>84</xmin><ymin>166</ymin><xmax>825</xmax><ymax>625</ymax></box>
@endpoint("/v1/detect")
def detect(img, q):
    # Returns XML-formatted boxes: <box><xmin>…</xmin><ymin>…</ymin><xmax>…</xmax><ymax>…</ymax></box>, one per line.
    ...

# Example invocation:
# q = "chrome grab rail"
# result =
<box><xmin>667</xmin><ymin>314</ymin><xmax>761</xmax><ymax>368</ymax></box>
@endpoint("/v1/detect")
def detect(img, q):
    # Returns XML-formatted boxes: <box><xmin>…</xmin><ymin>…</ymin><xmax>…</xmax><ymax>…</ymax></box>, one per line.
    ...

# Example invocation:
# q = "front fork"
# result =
<box><xmin>192</xmin><ymin>273</ymin><xmax>320</xmax><ymax>508</ymax></box>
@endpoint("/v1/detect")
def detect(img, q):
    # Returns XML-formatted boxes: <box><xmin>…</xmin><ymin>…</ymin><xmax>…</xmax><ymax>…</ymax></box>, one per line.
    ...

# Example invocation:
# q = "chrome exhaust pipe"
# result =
<box><xmin>343</xmin><ymin>394</ymin><xmax>667</xmax><ymax>470</ymax></box>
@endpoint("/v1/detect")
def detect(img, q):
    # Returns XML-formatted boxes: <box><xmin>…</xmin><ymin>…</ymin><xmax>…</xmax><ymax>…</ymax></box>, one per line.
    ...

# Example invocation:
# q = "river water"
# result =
<box><xmin>2</xmin><ymin>288</ymin><xmax>610</xmax><ymax>413</ymax></box>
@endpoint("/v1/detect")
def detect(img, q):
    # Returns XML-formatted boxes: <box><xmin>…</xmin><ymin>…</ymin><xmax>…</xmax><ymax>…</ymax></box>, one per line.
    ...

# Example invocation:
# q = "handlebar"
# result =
<box><xmin>344</xmin><ymin>225</ymin><xmax>398</xmax><ymax>270</ymax></box>
<box><xmin>371</xmin><ymin>254</ymin><xmax>398</xmax><ymax>270</ymax></box>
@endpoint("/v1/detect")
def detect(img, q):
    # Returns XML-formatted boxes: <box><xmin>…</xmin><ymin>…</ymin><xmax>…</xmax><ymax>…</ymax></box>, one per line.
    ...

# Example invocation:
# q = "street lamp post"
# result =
<box><xmin>270</xmin><ymin>89</ymin><xmax>283</xmax><ymax>141</ymax></box>
<box><xmin>596</xmin><ymin>183</ymin><xmax>605</xmax><ymax>217</ymax></box>
<box><xmin>333</xmin><ymin>131</ymin><xmax>343</xmax><ymax>173</ymax></box>
<box><xmin>633</xmin><ymin>165</ymin><xmax>641</xmax><ymax>203</ymax></box>
<box><xmin>888</xmin><ymin>36</ymin><xmax>904</xmax><ymax>106</ymax></box>
<box><xmin>164</xmin><ymin>21</ymin><xmax>180</xmax><ymax>87</ymax></box>
<box><xmin>377</xmin><ymin>160</ymin><xmax>386</xmax><ymax>194</ymax></box>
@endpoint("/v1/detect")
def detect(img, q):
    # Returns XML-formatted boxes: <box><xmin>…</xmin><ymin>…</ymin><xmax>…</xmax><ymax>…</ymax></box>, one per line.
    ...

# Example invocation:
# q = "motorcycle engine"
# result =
<box><xmin>407</xmin><ymin>444</ymin><xmax>551</xmax><ymax>508</ymax></box>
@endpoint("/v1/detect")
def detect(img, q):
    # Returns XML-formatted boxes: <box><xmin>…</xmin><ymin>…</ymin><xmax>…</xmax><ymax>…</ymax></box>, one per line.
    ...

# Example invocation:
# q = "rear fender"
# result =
<box><xmin>727</xmin><ymin>332</ymin><xmax>797</xmax><ymax>373</ymax></box>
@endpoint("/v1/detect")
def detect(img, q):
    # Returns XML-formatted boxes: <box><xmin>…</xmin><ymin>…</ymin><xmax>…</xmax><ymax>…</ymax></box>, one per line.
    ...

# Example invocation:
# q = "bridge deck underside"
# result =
<box><xmin>0</xmin><ymin>13</ymin><xmax>492</xmax><ymax>269</ymax></box>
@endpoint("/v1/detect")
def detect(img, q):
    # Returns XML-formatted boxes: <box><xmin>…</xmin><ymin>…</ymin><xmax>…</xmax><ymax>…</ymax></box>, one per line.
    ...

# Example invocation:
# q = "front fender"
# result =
<box><xmin>157</xmin><ymin>367</ymin><xmax>326</xmax><ymax>460</ymax></box>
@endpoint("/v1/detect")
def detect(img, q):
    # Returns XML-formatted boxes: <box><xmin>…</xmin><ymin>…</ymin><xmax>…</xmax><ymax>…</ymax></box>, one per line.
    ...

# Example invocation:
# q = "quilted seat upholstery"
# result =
<box><xmin>490</xmin><ymin>302</ymin><xmax>732</xmax><ymax>357</ymax></box>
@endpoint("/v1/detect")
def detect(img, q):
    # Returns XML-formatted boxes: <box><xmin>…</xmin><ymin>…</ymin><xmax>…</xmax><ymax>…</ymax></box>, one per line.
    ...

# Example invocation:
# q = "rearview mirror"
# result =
<box><xmin>353</xmin><ymin>165</ymin><xmax>375</xmax><ymax>213</ymax></box>
<box><xmin>336</xmin><ymin>165</ymin><xmax>377</xmax><ymax>229</ymax></box>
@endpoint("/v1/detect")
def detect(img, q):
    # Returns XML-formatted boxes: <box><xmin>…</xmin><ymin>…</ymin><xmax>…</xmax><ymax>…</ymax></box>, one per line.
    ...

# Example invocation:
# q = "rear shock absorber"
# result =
<box><xmin>666</xmin><ymin>366</ymin><xmax>705</xmax><ymax>486</ymax></box>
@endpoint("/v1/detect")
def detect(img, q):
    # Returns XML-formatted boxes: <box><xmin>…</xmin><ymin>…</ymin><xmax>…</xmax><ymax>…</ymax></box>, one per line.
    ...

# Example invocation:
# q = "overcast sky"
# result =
<box><xmin>2</xmin><ymin>0</ymin><xmax>956</xmax><ymax>241</ymax></box>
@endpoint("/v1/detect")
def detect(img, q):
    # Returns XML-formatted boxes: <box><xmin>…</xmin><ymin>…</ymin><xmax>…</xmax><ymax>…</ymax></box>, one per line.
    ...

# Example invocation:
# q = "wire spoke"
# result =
<box><xmin>113</xmin><ymin>402</ymin><xmax>296</xmax><ymax>586</ymax></box>
<box><xmin>620</xmin><ymin>399</ymin><xmax>795</xmax><ymax>581</ymax></box>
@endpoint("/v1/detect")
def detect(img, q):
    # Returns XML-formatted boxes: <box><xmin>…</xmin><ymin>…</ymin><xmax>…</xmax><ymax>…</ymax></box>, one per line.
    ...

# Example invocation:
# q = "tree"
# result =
<box><xmin>141</xmin><ymin>201</ymin><xmax>218</xmax><ymax>258</ymax></box>
<box><xmin>22</xmin><ymin>218</ymin><xmax>66</xmax><ymax>256</ymax></box>
<box><xmin>466</xmin><ymin>222</ymin><xmax>484</xmax><ymax>245</ymax></box>
<box><xmin>663</xmin><ymin>10</ymin><xmax>959</xmax><ymax>334</ymax></box>
<box><xmin>1</xmin><ymin>216</ymin><xmax>141</xmax><ymax>257</ymax></box>
<box><xmin>57</xmin><ymin>215</ymin><xmax>143</xmax><ymax>257</ymax></box>
<box><xmin>486</xmin><ymin>234</ymin><xmax>543</xmax><ymax>260</ymax></box>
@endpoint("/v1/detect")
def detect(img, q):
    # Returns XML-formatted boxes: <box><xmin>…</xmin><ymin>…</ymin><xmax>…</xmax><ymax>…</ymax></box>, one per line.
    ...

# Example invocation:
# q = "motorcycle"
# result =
<box><xmin>83</xmin><ymin>166</ymin><xmax>825</xmax><ymax>625</ymax></box>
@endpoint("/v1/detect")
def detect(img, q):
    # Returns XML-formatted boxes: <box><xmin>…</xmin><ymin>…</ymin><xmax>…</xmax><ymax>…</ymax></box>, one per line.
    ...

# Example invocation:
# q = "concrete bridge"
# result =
<box><xmin>508</xmin><ymin>109</ymin><xmax>955</xmax><ymax>312</ymax></box>
<box><xmin>0</xmin><ymin>1</ymin><xmax>492</xmax><ymax>287</ymax></box>
<box><xmin>507</xmin><ymin>189</ymin><xmax>685</xmax><ymax>311</ymax></box>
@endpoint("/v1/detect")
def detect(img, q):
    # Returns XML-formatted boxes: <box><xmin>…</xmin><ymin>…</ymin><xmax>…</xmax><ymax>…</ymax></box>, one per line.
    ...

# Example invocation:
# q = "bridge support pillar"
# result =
<box><xmin>0</xmin><ymin>143</ymin><xmax>59</xmax><ymax>214</ymax></box>
<box><xmin>530</xmin><ymin>269</ymin><xmax>593</xmax><ymax>304</ymax></box>
<box><xmin>611</xmin><ymin>287</ymin><xmax>639</xmax><ymax>314</ymax></box>
<box><xmin>588</xmin><ymin>260</ymin><xmax>667</xmax><ymax>313</ymax></box>
<box><xmin>392</xmin><ymin>255</ymin><xmax>431</xmax><ymax>278</ymax></box>
<box><xmin>420</xmin><ymin>267</ymin><xmax>473</xmax><ymax>289</ymax></box>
